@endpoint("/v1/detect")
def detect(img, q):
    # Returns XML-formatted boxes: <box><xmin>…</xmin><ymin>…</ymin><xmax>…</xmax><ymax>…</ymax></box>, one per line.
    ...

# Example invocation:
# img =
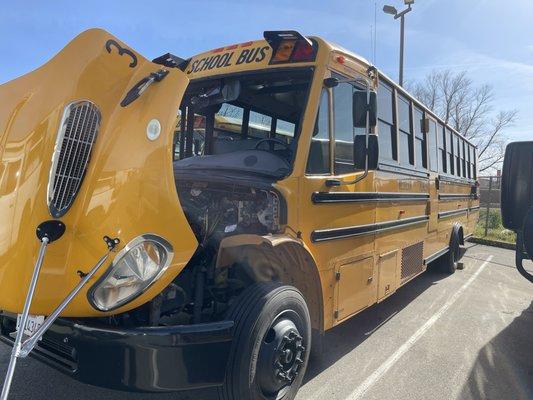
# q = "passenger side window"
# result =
<box><xmin>398</xmin><ymin>94</ymin><xmax>413</xmax><ymax>166</ymax></box>
<box><xmin>446</xmin><ymin>129</ymin><xmax>454</xmax><ymax>175</ymax></box>
<box><xmin>413</xmin><ymin>107</ymin><xmax>427</xmax><ymax>169</ymax></box>
<box><xmin>439</xmin><ymin>123</ymin><xmax>446</xmax><ymax>173</ymax></box>
<box><xmin>454</xmin><ymin>135</ymin><xmax>461</xmax><ymax>176</ymax></box>
<box><xmin>377</xmin><ymin>81</ymin><xmax>396</xmax><ymax>162</ymax></box>
<box><xmin>334</xmin><ymin>81</ymin><xmax>364</xmax><ymax>174</ymax></box>
<box><xmin>428</xmin><ymin>119</ymin><xmax>438</xmax><ymax>172</ymax></box>
<box><xmin>306</xmin><ymin>89</ymin><xmax>330</xmax><ymax>174</ymax></box>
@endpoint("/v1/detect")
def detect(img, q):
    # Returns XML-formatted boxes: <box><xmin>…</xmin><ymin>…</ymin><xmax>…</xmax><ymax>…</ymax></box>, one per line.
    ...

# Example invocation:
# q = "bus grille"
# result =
<box><xmin>401</xmin><ymin>241</ymin><xmax>424</xmax><ymax>281</ymax></box>
<box><xmin>48</xmin><ymin>101</ymin><xmax>101</xmax><ymax>218</ymax></box>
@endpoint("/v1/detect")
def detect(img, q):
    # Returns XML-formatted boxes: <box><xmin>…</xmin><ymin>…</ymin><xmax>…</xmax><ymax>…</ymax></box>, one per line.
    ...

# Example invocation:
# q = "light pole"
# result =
<box><xmin>383</xmin><ymin>0</ymin><xmax>414</xmax><ymax>86</ymax></box>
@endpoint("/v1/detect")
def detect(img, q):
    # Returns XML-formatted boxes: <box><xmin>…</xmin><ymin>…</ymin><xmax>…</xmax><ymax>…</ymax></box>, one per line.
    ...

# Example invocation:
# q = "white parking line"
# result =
<box><xmin>345</xmin><ymin>255</ymin><xmax>494</xmax><ymax>400</ymax></box>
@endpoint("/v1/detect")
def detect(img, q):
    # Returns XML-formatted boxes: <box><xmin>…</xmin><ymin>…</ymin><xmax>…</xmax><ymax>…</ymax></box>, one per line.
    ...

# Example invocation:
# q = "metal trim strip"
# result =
<box><xmin>438</xmin><ymin>193</ymin><xmax>475</xmax><ymax>200</ymax></box>
<box><xmin>437</xmin><ymin>208</ymin><xmax>469</xmax><ymax>219</ymax></box>
<box><xmin>312</xmin><ymin>191</ymin><xmax>430</xmax><ymax>204</ymax></box>
<box><xmin>311</xmin><ymin>215</ymin><xmax>429</xmax><ymax>242</ymax></box>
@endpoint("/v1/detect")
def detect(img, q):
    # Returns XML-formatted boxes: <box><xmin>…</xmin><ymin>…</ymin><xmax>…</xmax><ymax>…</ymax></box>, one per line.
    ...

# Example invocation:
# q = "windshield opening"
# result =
<box><xmin>173</xmin><ymin>69</ymin><xmax>313</xmax><ymax>179</ymax></box>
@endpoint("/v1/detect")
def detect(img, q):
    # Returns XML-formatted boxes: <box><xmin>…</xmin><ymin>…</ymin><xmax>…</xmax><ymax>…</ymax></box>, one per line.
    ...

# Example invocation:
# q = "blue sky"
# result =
<box><xmin>1</xmin><ymin>0</ymin><xmax>532</xmax><ymax>140</ymax></box>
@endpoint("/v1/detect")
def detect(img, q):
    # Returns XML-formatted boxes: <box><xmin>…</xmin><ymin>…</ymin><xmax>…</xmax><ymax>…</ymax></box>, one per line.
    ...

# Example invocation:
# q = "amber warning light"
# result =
<box><xmin>264</xmin><ymin>30</ymin><xmax>316</xmax><ymax>64</ymax></box>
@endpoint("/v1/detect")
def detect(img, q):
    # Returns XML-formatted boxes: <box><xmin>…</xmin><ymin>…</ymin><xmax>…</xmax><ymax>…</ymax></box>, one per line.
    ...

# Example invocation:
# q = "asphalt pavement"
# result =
<box><xmin>1</xmin><ymin>243</ymin><xmax>531</xmax><ymax>400</ymax></box>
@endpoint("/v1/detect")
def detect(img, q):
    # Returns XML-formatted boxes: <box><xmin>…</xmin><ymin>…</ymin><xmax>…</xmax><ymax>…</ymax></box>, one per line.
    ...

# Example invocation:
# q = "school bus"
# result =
<box><xmin>0</xmin><ymin>29</ymin><xmax>479</xmax><ymax>400</ymax></box>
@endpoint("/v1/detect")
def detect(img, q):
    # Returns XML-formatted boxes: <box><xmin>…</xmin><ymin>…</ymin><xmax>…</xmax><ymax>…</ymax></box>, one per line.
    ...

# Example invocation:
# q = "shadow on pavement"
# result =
<box><xmin>458</xmin><ymin>301</ymin><xmax>533</xmax><ymax>400</ymax></box>
<box><xmin>303</xmin><ymin>264</ymin><xmax>450</xmax><ymax>384</ymax></box>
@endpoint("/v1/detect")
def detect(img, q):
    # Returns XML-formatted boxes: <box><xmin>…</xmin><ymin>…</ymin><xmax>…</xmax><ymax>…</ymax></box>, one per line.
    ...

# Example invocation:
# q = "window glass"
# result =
<box><xmin>276</xmin><ymin>119</ymin><xmax>295</xmax><ymax>139</ymax></box>
<box><xmin>439</xmin><ymin>123</ymin><xmax>446</xmax><ymax>173</ymax></box>
<box><xmin>455</xmin><ymin>136</ymin><xmax>461</xmax><ymax>176</ymax></box>
<box><xmin>306</xmin><ymin>90</ymin><xmax>330</xmax><ymax>174</ymax></box>
<box><xmin>428</xmin><ymin>119</ymin><xmax>438</xmax><ymax>172</ymax></box>
<box><xmin>446</xmin><ymin>128</ymin><xmax>454</xmax><ymax>175</ymax></box>
<box><xmin>414</xmin><ymin>107</ymin><xmax>427</xmax><ymax>169</ymax></box>
<box><xmin>398</xmin><ymin>95</ymin><xmax>413</xmax><ymax>166</ymax></box>
<box><xmin>377</xmin><ymin>82</ymin><xmax>394</xmax><ymax>124</ymax></box>
<box><xmin>248</xmin><ymin>110</ymin><xmax>271</xmax><ymax>138</ymax></box>
<box><xmin>215</xmin><ymin>104</ymin><xmax>245</xmax><ymax>140</ymax></box>
<box><xmin>472</xmin><ymin>147</ymin><xmax>477</xmax><ymax>179</ymax></box>
<box><xmin>378</xmin><ymin>120</ymin><xmax>395</xmax><ymax>161</ymax></box>
<box><xmin>377</xmin><ymin>81</ymin><xmax>396</xmax><ymax>162</ymax></box>
<box><xmin>461</xmin><ymin>140</ymin><xmax>467</xmax><ymax>177</ymax></box>
<box><xmin>334</xmin><ymin>82</ymin><xmax>363</xmax><ymax>174</ymax></box>
<box><xmin>398</xmin><ymin>96</ymin><xmax>410</xmax><ymax>132</ymax></box>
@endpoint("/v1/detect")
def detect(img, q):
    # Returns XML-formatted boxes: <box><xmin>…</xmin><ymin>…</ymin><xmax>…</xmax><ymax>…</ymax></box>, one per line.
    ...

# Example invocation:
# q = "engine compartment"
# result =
<box><xmin>178</xmin><ymin>180</ymin><xmax>282</xmax><ymax>243</ymax></box>
<box><xmin>81</xmin><ymin>178</ymin><xmax>285</xmax><ymax>329</ymax></box>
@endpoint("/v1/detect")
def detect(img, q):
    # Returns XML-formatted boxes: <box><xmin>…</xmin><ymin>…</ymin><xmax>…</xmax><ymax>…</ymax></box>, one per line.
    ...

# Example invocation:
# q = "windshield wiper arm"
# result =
<box><xmin>121</xmin><ymin>69</ymin><xmax>169</xmax><ymax>107</ymax></box>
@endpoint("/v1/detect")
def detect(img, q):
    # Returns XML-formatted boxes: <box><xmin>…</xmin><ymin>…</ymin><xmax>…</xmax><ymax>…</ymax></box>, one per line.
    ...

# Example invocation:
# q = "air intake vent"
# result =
<box><xmin>48</xmin><ymin>101</ymin><xmax>101</xmax><ymax>218</ymax></box>
<box><xmin>401</xmin><ymin>241</ymin><xmax>424</xmax><ymax>282</ymax></box>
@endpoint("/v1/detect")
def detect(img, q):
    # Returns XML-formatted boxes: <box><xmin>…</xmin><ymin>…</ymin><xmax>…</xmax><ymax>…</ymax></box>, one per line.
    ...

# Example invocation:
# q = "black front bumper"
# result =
<box><xmin>0</xmin><ymin>313</ymin><xmax>233</xmax><ymax>392</ymax></box>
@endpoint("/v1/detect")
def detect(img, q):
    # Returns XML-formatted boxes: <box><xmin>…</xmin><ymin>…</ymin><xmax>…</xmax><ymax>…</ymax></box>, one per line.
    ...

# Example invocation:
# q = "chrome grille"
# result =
<box><xmin>48</xmin><ymin>101</ymin><xmax>101</xmax><ymax>218</ymax></box>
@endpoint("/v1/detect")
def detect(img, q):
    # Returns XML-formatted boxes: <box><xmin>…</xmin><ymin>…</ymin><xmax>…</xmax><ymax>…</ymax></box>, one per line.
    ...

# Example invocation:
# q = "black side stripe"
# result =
<box><xmin>312</xmin><ymin>192</ymin><xmax>429</xmax><ymax>204</ymax></box>
<box><xmin>469</xmin><ymin>206</ymin><xmax>480</xmax><ymax>211</ymax></box>
<box><xmin>438</xmin><ymin>193</ymin><xmax>475</xmax><ymax>200</ymax></box>
<box><xmin>311</xmin><ymin>215</ymin><xmax>429</xmax><ymax>242</ymax></box>
<box><xmin>438</xmin><ymin>208</ymin><xmax>469</xmax><ymax>219</ymax></box>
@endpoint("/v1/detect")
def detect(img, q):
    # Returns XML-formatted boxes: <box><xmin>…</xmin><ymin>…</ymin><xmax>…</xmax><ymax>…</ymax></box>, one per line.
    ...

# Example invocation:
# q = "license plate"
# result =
<box><xmin>16</xmin><ymin>314</ymin><xmax>45</xmax><ymax>340</ymax></box>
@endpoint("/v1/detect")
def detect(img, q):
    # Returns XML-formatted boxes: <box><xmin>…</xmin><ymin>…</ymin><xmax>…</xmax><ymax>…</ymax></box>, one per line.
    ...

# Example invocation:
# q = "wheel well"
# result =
<box><xmin>216</xmin><ymin>237</ymin><xmax>324</xmax><ymax>333</ymax></box>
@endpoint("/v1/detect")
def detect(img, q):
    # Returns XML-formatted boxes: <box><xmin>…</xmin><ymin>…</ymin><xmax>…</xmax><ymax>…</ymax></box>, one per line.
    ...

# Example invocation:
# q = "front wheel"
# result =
<box><xmin>218</xmin><ymin>282</ymin><xmax>311</xmax><ymax>400</ymax></box>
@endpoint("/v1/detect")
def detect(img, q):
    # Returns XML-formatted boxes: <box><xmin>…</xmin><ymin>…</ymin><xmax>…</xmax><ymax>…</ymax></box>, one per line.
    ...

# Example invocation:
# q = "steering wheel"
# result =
<box><xmin>254</xmin><ymin>138</ymin><xmax>291</xmax><ymax>151</ymax></box>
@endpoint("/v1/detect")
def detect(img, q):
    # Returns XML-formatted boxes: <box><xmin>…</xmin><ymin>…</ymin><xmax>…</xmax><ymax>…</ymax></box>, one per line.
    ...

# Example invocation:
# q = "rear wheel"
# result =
<box><xmin>219</xmin><ymin>282</ymin><xmax>311</xmax><ymax>400</ymax></box>
<box><xmin>442</xmin><ymin>235</ymin><xmax>460</xmax><ymax>274</ymax></box>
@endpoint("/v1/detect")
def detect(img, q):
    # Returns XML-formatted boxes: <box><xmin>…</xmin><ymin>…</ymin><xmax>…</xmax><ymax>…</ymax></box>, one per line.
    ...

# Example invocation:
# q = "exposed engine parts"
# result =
<box><xmin>177</xmin><ymin>181</ymin><xmax>282</xmax><ymax>245</ymax></box>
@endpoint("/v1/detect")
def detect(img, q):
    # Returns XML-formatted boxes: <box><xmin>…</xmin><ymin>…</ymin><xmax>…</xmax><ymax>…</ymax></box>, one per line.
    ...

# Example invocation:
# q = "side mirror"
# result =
<box><xmin>354</xmin><ymin>134</ymin><xmax>379</xmax><ymax>170</ymax></box>
<box><xmin>501</xmin><ymin>141</ymin><xmax>533</xmax><ymax>230</ymax></box>
<box><xmin>353</xmin><ymin>90</ymin><xmax>377</xmax><ymax>128</ymax></box>
<box><xmin>501</xmin><ymin>141</ymin><xmax>533</xmax><ymax>283</ymax></box>
<box><xmin>523</xmin><ymin>208</ymin><xmax>533</xmax><ymax>260</ymax></box>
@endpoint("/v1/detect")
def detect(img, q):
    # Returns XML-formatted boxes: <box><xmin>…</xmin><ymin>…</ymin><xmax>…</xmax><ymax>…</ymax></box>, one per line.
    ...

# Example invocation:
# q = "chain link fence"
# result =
<box><xmin>477</xmin><ymin>176</ymin><xmax>515</xmax><ymax>243</ymax></box>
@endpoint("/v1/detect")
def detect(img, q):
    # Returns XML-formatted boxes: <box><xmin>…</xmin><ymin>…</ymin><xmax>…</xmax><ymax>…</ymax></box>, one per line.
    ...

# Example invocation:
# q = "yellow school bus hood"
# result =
<box><xmin>0</xmin><ymin>29</ymin><xmax>198</xmax><ymax>316</ymax></box>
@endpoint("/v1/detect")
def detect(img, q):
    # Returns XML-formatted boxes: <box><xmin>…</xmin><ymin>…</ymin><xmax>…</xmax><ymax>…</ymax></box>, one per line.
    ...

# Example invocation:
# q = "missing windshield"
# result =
<box><xmin>173</xmin><ymin>69</ymin><xmax>313</xmax><ymax>179</ymax></box>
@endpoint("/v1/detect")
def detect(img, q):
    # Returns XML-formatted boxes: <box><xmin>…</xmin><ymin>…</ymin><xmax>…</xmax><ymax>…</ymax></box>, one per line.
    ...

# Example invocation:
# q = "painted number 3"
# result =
<box><xmin>105</xmin><ymin>39</ymin><xmax>138</xmax><ymax>68</ymax></box>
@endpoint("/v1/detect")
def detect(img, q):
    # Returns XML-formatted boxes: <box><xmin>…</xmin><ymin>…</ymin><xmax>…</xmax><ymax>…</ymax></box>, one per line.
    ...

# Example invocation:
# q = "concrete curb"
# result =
<box><xmin>468</xmin><ymin>236</ymin><xmax>515</xmax><ymax>250</ymax></box>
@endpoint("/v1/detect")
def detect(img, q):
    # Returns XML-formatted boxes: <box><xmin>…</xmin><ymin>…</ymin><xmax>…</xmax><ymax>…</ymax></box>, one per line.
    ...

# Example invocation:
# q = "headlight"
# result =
<box><xmin>88</xmin><ymin>234</ymin><xmax>173</xmax><ymax>311</ymax></box>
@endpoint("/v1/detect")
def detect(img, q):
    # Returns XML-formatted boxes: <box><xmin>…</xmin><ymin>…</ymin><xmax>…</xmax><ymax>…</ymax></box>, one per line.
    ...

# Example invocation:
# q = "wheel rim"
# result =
<box><xmin>257</xmin><ymin>311</ymin><xmax>307</xmax><ymax>399</ymax></box>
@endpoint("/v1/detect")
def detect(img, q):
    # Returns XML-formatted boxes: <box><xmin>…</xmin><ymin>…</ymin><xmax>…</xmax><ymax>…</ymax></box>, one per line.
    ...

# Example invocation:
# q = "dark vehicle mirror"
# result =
<box><xmin>501</xmin><ymin>141</ymin><xmax>533</xmax><ymax>230</ymax></box>
<box><xmin>353</xmin><ymin>90</ymin><xmax>377</xmax><ymax>128</ymax></box>
<box><xmin>523</xmin><ymin>208</ymin><xmax>533</xmax><ymax>260</ymax></box>
<box><xmin>501</xmin><ymin>141</ymin><xmax>533</xmax><ymax>283</ymax></box>
<box><xmin>354</xmin><ymin>134</ymin><xmax>379</xmax><ymax>170</ymax></box>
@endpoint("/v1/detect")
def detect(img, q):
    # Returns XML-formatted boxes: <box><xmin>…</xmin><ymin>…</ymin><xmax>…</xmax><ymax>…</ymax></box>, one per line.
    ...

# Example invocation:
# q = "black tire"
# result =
<box><xmin>442</xmin><ymin>236</ymin><xmax>460</xmax><ymax>274</ymax></box>
<box><xmin>218</xmin><ymin>282</ymin><xmax>311</xmax><ymax>400</ymax></box>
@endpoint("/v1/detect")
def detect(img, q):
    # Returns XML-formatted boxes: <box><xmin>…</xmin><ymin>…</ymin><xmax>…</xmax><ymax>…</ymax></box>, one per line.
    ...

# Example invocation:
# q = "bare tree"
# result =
<box><xmin>407</xmin><ymin>70</ymin><xmax>517</xmax><ymax>172</ymax></box>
